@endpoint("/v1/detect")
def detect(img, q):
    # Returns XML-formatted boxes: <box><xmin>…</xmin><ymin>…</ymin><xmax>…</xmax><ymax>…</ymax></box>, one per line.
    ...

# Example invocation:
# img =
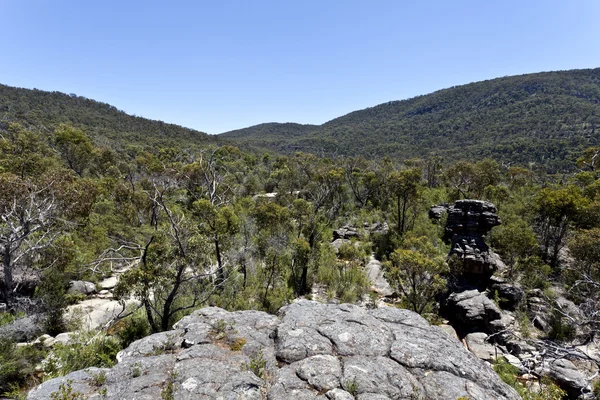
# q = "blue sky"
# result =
<box><xmin>1</xmin><ymin>1</ymin><xmax>599</xmax><ymax>134</ymax></box>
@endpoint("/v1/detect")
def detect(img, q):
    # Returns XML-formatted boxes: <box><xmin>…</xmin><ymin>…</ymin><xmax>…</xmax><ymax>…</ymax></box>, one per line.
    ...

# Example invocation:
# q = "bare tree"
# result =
<box><xmin>0</xmin><ymin>175</ymin><xmax>61</xmax><ymax>308</ymax></box>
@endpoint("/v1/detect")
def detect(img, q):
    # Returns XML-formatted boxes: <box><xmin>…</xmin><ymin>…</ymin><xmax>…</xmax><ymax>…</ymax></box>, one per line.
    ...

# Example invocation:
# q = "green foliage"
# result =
<box><xmin>343</xmin><ymin>376</ymin><xmax>360</xmax><ymax>396</ymax></box>
<box><xmin>222</xmin><ymin>69</ymin><xmax>600</xmax><ymax>173</ymax></box>
<box><xmin>493</xmin><ymin>357</ymin><xmax>566</xmax><ymax>400</ymax></box>
<box><xmin>0</xmin><ymin>337</ymin><xmax>46</xmax><ymax>394</ymax></box>
<box><xmin>44</xmin><ymin>332</ymin><xmax>121</xmax><ymax>378</ymax></box>
<box><xmin>243</xmin><ymin>348</ymin><xmax>267</xmax><ymax>379</ymax></box>
<box><xmin>161</xmin><ymin>372</ymin><xmax>177</xmax><ymax>400</ymax></box>
<box><xmin>547</xmin><ymin>311</ymin><xmax>576</xmax><ymax>342</ymax></box>
<box><xmin>49</xmin><ymin>380</ymin><xmax>84</xmax><ymax>400</ymax></box>
<box><xmin>384</xmin><ymin>235</ymin><xmax>449</xmax><ymax>314</ymax></box>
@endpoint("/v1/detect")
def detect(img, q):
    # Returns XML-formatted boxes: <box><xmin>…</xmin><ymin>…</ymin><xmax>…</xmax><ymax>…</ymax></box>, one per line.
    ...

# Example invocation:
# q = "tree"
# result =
<box><xmin>535</xmin><ymin>186</ymin><xmax>588</xmax><ymax>268</ymax></box>
<box><xmin>383</xmin><ymin>236</ymin><xmax>448</xmax><ymax>314</ymax></box>
<box><xmin>0</xmin><ymin>174</ymin><xmax>61</xmax><ymax>308</ymax></box>
<box><xmin>492</xmin><ymin>218</ymin><xmax>538</xmax><ymax>277</ymax></box>
<box><xmin>388</xmin><ymin>168</ymin><xmax>422</xmax><ymax>236</ymax></box>
<box><xmin>54</xmin><ymin>124</ymin><xmax>94</xmax><ymax>177</ymax></box>
<box><xmin>106</xmin><ymin>181</ymin><xmax>215</xmax><ymax>332</ymax></box>
<box><xmin>567</xmin><ymin>228</ymin><xmax>600</xmax><ymax>338</ymax></box>
<box><xmin>193</xmin><ymin>199</ymin><xmax>240</xmax><ymax>287</ymax></box>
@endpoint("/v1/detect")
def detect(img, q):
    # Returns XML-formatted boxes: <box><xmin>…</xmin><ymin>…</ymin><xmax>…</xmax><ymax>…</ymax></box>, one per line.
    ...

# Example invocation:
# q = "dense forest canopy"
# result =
<box><xmin>0</xmin><ymin>83</ymin><xmax>223</xmax><ymax>151</ymax></box>
<box><xmin>221</xmin><ymin>68</ymin><xmax>600</xmax><ymax>172</ymax></box>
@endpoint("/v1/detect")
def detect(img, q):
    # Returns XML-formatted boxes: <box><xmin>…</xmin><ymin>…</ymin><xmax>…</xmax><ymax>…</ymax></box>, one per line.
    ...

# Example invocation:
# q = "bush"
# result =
<box><xmin>547</xmin><ymin>311</ymin><xmax>576</xmax><ymax>342</ymax></box>
<box><xmin>0</xmin><ymin>336</ymin><xmax>46</xmax><ymax>394</ymax></box>
<box><xmin>44</xmin><ymin>331</ymin><xmax>121</xmax><ymax>378</ymax></box>
<box><xmin>493</xmin><ymin>357</ymin><xmax>566</xmax><ymax>400</ymax></box>
<box><xmin>108</xmin><ymin>308</ymin><xmax>151</xmax><ymax>348</ymax></box>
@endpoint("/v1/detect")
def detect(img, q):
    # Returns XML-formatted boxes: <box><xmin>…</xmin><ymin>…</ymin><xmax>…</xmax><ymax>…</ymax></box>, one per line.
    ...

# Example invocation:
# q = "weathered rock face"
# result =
<box><xmin>28</xmin><ymin>301</ymin><xmax>520</xmax><ymax>400</ymax></box>
<box><xmin>431</xmin><ymin>200</ymin><xmax>503</xmax><ymax>280</ymax></box>
<box><xmin>445</xmin><ymin>289</ymin><xmax>513</xmax><ymax>335</ymax></box>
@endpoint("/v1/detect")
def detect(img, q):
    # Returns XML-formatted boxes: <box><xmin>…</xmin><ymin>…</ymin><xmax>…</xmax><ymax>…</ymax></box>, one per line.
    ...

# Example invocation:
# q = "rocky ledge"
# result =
<box><xmin>28</xmin><ymin>301</ymin><xmax>520</xmax><ymax>400</ymax></box>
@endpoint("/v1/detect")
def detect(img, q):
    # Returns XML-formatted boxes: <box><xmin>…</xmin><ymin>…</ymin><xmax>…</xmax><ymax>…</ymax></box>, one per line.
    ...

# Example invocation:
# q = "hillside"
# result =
<box><xmin>220</xmin><ymin>68</ymin><xmax>600</xmax><ymax>171</ymax></box>
<box><xmin>0</xmin><ymin>83</ymin><xmax>223</xmax><ymax>149</ymax></box>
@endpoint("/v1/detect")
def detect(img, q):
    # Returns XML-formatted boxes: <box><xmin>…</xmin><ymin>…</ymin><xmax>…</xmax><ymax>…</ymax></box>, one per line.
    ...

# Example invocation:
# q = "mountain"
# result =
<box><xmin>220</xmin><ymin>68</ymin><xmax>600</xmax><ymax>171</ymax></box>
<box><xmin>0</xmin><ymin>83</ymin><xmax>223</xmax><ymax>149</ymax></box>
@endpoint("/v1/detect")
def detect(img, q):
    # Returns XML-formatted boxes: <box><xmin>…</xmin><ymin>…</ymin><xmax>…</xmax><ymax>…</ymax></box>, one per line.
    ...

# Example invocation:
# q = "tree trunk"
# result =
<box><xmin>3</xmin><ymin>245</ymin><xmax>13</xmax><ymax>307</ymax></box>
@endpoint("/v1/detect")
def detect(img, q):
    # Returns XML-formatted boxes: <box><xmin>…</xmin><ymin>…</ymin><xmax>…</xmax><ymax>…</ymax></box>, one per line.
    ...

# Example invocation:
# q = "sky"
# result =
<box><xmin>1</xmin><ymin>1</ymin><xmax>600</xmax><ymax>134</ymax></box>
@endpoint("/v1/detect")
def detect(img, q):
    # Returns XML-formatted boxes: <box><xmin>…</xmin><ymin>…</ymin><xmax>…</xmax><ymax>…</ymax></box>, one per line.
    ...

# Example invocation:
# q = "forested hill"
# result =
<box><xmin>0</xmin><ymin>83</ymin><xmax>222</xmax><ymax>148</ymax></box>
<box><xmin>220</xmin><ymin>68</ymin><xmax>600</xmax><ymax>172</ymax></box>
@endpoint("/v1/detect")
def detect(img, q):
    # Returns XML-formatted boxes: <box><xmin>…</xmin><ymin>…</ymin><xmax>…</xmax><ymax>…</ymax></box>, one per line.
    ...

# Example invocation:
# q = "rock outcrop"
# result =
<box><xmin>431</xmin><ymin>200</ymin><xmax>503</xmax><ymax>281</ymax></box>
<box><xmin>28</xmin><ymin>301</ymin><xmax>520</xmax><ymax>400</ymax></box>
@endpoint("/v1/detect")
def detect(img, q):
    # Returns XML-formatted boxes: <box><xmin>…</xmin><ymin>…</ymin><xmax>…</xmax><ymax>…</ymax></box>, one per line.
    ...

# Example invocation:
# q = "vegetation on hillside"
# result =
<box><xmin>0</xmin><ymin>84</ymin><xmax>223</xmax><ymax>151</ymax></box>
<box><xmin>221</xmin><ymin>68</ymin><xmax>600</xmax><ymax>172</ymax></box>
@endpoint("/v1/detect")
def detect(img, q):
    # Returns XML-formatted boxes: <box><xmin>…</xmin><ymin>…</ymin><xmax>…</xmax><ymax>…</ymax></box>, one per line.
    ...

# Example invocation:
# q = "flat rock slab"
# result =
<box><xmin>30</xmin><ymin>301</ymin><xmax>520</xmax><ymax>400</ymax></box>
<box><xmin>365</xmin><ymin>255</ymin><xmax>393</xmax><ymax>297</ymax></box>
<box><xmin>64</xmin><ymin>298</ymin><xmax>138</xmax><ymax>331</ymax></box>
<box><xmin>98</xmin><ymin>276</ymin><xmax>118</xmax><ymax>290</ymax></box>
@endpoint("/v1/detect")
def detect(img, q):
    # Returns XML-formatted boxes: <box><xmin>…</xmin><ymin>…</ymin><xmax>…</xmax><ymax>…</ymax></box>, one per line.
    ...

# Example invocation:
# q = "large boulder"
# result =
<box><xmin>445</xmin><ymin>289</ymin><xmax>509</xmax><ymax>335</ymax></box>
<box><xmin>28</xmin><ymin>301</ymin><xmax>520</xmax><ymax>400</ymax></box>
<box><xmin>490</xmin><ymin>283</ymin><xmax>525</xmax><ymax>311</ymax></box>
<box><xmin>68</xmin><ymin>280</ymin><xmax>97</xmax><ymax>296</ymax></box>
<box><xmin>0</xmin><ymin>314</ymin><xmax>44</xmax><ymax>342</ymax></box>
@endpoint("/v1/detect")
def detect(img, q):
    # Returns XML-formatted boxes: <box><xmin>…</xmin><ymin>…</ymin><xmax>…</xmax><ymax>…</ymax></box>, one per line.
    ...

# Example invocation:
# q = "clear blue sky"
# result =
<box><xmin>1</xmin><ymin>1</ymin><xmax>599</xmax><ymax>134</ymax></box>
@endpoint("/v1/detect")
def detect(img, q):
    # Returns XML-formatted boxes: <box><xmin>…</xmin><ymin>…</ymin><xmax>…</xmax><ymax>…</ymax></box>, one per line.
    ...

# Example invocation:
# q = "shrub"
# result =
<box><xmin>44</xmin><ymin>331</ymin><xmax>121</xmax><ymax>378</ymax></box>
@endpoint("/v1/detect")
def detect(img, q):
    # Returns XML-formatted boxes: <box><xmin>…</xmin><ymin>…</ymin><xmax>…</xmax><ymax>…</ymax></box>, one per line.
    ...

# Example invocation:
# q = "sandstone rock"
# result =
<box><xmin>490</xmin><ymin>283</ymin><xmax>524</xmax><ymax>310</ymax></box>
<box><xmin>54</xmin><ymin>332</ymin><xmax>73</xmax><ymax>345</ymax></box>
<box><xmin>540</xmin><ymin>358</ymin><xmax>591</xmax><ymax>398</ymax></box>
<box><xmin>330</xmin><ymin>238</ymin><xmax>350</xmax><ymax>251</ymax></box>
<box><xmin>99</xmin><ymin>276</ymin><xmax>118</xmax><ymax>290</ymax></box>
<box><xmin>465</xmin><ymin>332</ymin><xmax>502</xmax><ymax>362</ymax></box>
<box><xmin>332</xmin><ymin>225</ymin><xmax>360</xmax><ymax>240</ymax></box>
<box><xmin>28</xmin><ymin>301</ymin><xmax>520</xmax><ymax>400</ymax></box>
<box><xmin>445</xmin><ymin>289</ymin><xmax>504</xmax><ymax>334</ymax></box>
<box><xmin>364</xmin><ymin>255</ymin><xmax>393</xmax><ymax>297</ymax></box>
<box><xmin>431</xmin><ymin>200</ymin><xmax>503</xmax><ymax>280</ymax></box>
<box><xmin>0</xmin><ymin>314</ymin><xmax>43</xmax><ymax>342</ymax></box>
<box><xmin>68</xmin><ymin>280</ymin><xmax>97</xmax><ymax>296</ymax></box>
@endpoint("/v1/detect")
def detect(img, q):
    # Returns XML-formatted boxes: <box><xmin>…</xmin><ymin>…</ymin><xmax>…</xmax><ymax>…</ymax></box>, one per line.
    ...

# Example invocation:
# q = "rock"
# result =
<box><xmin>65</xmin><ymin>298</ymin><xmax>139</xmax><ymax>331</ymax></box>
<box><xmin>28</xmin><ymin>301</ymin><xmax>520</xmax><ymax>400</ymax></box>
<box><xmin>68</xmin><ymin>280</ymin><xmax>97</xmax><ymax>296</ymax></box>
<box><xmin>332</xmin><ymin>225</ymin><xmax>361</xmax><ymax>240</ymax></box>
<box><xmin>364</xmin><ymin>255</ymin><xmax>393</xmax><ymax>297</ymax></box>
<box><xmin>445</xmin><ymin>289</ymin><xmax>504</xmax><ymax>334</ymax></box>
<box><xmin>54</xmin><ymin>332</ymin><xmax>73</xmax><ymax>345</ymax></box>
<box><xmin>540</xmin><ymin>358</ymin><xmax>591</xmax><ymax>398</ymax></box>
<box><xmin>438</xmin><ymin>324</ymin><xmax>459</xmax><ymax>339</ymax></box>
<box><xmin>431</xmin><ymin>200</ymin><xmax>503</xmax><ymax>281</ymax></box>
<box><xmin>330</xmin><ymin>238</ymin><xmax>350</xmax><ymax>251</ymax></box>
<box><xmin>0</xmin><ymin>314</ymin><xmax>44</xmax><ymax>342</ymax></box>
<box><xmin>465</xmin><ymin>332</ymin><xmax>503</xmax><ymax>362</ymax></box>
<box><xmin>490</xmin><ymin>283</ymin><xmax>524</xmax><ymax>310</ymax></box>
<box><xmin>99</xmin><ymin>276</ymin><xmax>118</xmax><ymax>290</ymax></box>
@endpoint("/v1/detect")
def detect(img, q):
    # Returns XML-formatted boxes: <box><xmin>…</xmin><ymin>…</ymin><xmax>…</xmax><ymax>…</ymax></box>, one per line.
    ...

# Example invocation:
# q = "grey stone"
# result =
<box><xmin>364</xmin><ymin>255</ymin><xmax>393</xmax><ymax>297</ymax></box>
<box><xmin>490</xmin><ymin>283</ymin><xmax>524</xmax><ymax>310</ymax></box>
<box><xmin>54</xmin><ymin>332</ymin><xmax>73</xmax><ymax>345</ymax></box>
<box><xmin>465</xmin><ymin>332</ymin><xmax>503</xmax><ymax>362</ymax></box>
<box><xmin>445</xmin><ymin>289</ymin><xmax>504</xmax><ymax>334</ymax></box>
<box><xmin>28</xmin><ymin>301</ymin><xmax>520</xmax><ymax>400</ymax></box>
<box><xmin>540</xmin><ymin>358</ymin><xmax>591</xmax><ymax>398</ymax></box>
<box><xmin>68</xmin><ymin>280</ymin><xmax>97</xmax><ymax>295</ymax></box>
<box><xmin>325</xmin><ymin>388</ymin><xmax>355</xmax><ymax>400</ymax></box>
<box><xmin>0</xmin><ymin>314</ymin><xmax>43</xmax><ymax>342</ymax></box>
<box><xmin>98</xmin><ymin>276</ymin><xmax>118</xmax><ymax>290</ymax></box>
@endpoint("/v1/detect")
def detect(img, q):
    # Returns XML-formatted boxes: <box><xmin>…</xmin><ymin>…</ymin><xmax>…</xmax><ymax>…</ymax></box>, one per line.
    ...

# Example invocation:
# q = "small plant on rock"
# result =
<box><xmin>243</xmin><ymin>348</ymin><xmax>266</xmax><ymax>379</ymax></box>
<box><xmin>49</xmin><ymin>380</ymin><xmax>84</xmax><ymax>400</ymax></box>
